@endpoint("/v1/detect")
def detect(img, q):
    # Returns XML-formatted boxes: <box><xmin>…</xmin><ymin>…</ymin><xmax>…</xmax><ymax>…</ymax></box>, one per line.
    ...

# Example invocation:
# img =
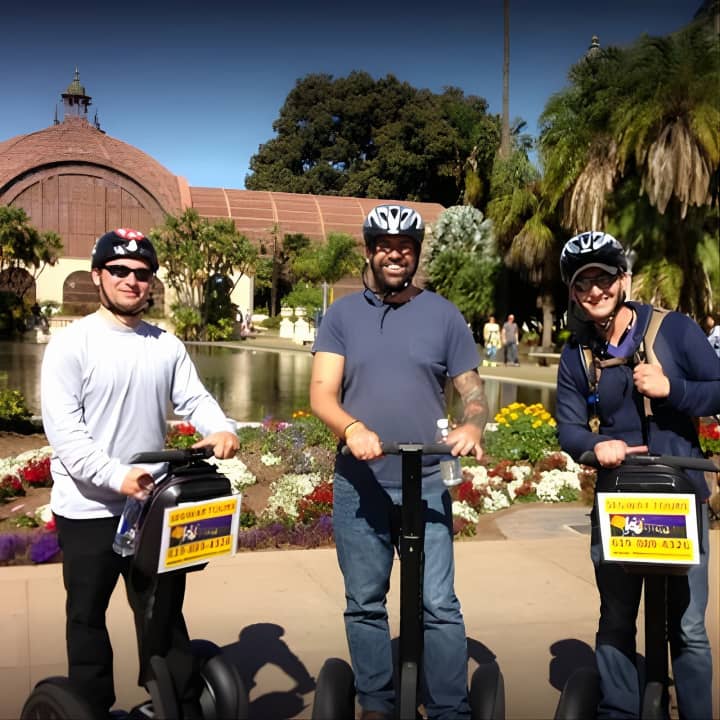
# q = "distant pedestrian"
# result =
<box><xmin>482</xmin><ymin>315</ymin><xmax>501</xmax><ymax>366</ymax></box>
<box><xmin>501</xmin><ymin>313</ymin><xmax>519</xmax><ymax>366</ymax></box>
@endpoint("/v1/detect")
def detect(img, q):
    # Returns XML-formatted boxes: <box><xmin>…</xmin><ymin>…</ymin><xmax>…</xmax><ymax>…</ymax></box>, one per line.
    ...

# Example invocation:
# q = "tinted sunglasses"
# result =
<box><xmin>573</xmin><ymin>271</ymin><xmax>619</xmax><ymax>293</ymax></box>
<box><xmin>103</xmin><ymin>264</ymin><xmax>153</xmax><ymax>282</ymax></box>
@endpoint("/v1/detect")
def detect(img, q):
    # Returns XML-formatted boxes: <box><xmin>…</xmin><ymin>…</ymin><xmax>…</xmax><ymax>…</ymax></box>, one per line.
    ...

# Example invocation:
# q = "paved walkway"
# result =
<box><xmin>2</xmin><ymin>505</ymin><xmax>718</xmax><ymax>719</ymax></box>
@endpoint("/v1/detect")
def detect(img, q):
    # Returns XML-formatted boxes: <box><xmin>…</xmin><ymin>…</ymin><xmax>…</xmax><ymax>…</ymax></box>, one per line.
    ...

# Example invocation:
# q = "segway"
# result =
<box><xmin>21</xmin><ymin>447</ymin><xmax>249</xmax><ymax>720</ymax></box>
<box><xmin>554</xmin><ymin>451</ymin><xmax>718</xmax><ymax>720</ymax></box>
<box><xmin>312</xmin><ymin>442</ymin><xmax>505</xmax><ymax>720</ymax></box>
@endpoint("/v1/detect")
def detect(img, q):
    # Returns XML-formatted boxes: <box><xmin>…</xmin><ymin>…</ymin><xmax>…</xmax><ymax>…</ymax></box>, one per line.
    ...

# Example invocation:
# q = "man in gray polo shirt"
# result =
<box><xmin>310</xmin><ymin>205</ymin><xmax>488</xmax><ymax>720</ymax></box>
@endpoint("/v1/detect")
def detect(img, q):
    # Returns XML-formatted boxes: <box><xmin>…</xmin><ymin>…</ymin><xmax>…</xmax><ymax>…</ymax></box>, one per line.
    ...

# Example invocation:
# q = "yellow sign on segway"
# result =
<box><xmin>157</xmin><ymin>495</ymin><xmax>242</xmax><ymax>573</ymax></box>
<box><xmin>597</xmin><ymin>492</ymin><xmax>700</xmax><ymax>566</ymax></box>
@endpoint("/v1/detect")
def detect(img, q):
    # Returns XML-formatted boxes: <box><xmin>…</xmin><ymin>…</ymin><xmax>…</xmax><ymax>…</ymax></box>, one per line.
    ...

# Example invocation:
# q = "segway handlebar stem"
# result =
<box><xmin>578</xmin><ymin>451</ymin><xmax>718</xmax><ymax>473</ymax></box>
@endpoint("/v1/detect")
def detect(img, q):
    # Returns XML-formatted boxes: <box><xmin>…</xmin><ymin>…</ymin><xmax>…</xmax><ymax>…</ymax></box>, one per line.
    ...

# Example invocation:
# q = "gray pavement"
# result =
<box><xmin>1</xmin><ymin>504</ymin><xmax>718</xmax><ymax>719</ymax></box>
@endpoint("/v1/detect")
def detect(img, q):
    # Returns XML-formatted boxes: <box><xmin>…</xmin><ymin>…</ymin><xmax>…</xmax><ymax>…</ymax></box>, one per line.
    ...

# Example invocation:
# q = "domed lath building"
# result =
<box><xmin>0</xmin><ymin>70</ymin><xmax>444</xmax><ymax>315</ymax></box>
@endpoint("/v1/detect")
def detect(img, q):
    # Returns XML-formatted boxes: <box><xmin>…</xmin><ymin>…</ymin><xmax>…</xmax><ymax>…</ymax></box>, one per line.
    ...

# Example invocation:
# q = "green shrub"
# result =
<box><xmin>0</xmin><ymin>389</ymin><xmax>35</xmax><ymax>433</ymax></box>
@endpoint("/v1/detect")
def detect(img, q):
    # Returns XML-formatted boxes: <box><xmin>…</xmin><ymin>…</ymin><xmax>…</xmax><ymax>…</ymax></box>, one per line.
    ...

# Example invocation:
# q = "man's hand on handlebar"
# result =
<box><xmin>120</xmin><ymin>467</ymin><xmax>154</xmax><ymax>500</ymax></box>
<box><xmin>345</xmin><ymin>424</ymin><xmax>383</xmax><ymax>461</ymax></box>
<box><xmin>592</xmin><ymin>440</ymin><xmax>648</xmax><ymax>468</ymax></box>
<box><xmin>447</xmin><ymin>423</ymin><xmax>484</xmax><ymax>462</ymax></box>
<box><xmin>192</xmin><ymin>431</ymin><xmax>239</xmax><ymax>459</ymax></box>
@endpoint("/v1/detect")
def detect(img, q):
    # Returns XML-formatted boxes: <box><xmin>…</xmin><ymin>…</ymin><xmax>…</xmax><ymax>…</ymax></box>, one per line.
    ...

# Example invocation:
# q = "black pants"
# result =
<box><xmin>56</xmin><ymin>515</ymin><xmax>192</xmax><ymax>716</ymax></box>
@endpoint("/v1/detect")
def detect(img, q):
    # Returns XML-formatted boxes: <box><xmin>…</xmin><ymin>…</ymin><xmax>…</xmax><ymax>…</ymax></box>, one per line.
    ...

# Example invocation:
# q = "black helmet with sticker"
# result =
<box><xmin>91</xmin><ymin>228</ymin><xmax>159</xmax><ymax>273</ymax></box>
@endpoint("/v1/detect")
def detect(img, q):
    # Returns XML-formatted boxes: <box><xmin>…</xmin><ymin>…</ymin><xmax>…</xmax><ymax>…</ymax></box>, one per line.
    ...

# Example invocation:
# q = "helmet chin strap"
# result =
<box><xmin>98</xmin><ymin>279</ymin><xmax>149</xmax><ymax>318</ymax></box>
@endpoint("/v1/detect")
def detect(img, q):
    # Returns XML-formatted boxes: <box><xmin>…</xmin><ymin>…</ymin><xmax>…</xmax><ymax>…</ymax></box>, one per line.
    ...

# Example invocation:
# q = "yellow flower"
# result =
<box><xmin>509</xmin><ymin>412</ymin><xmax>519</xmax><ymax>421</ymax></box>
<box><xmin>541</xmin><ymin>412</ymin><xmax>551</xmax><ymax>421</ymax></box>
<box><xmin>548</xmin><ymin>419</ymin><xmax>557</xmax><ymax>427</ymax></box>
<box><xmin>532</xmin><ymin>420</ymin><xmax>542</xmax><ymax>428</ymax></box>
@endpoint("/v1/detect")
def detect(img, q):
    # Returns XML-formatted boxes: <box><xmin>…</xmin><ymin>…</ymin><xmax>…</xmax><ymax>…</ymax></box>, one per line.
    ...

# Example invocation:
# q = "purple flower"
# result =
<box><xmin>0</xmin><ymin>533</ymin><xmax>20</xmax><ymax>563</ymax></box>
<box><xmin>29</xmin><ymin>532</ymin><xmax>61</xmax><ymax>563</ymax></box>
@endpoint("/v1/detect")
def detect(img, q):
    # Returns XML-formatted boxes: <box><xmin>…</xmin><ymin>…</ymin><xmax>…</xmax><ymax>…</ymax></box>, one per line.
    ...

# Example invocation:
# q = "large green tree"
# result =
<box><xmin>150</xmin><ymin>209</ymin><xmax>257</xmax><ymax>340</ymax></box>
<box><xmin>246</xmin><ymin>72</ymin><xmax>500</xmax><ymax>208</ymax></box>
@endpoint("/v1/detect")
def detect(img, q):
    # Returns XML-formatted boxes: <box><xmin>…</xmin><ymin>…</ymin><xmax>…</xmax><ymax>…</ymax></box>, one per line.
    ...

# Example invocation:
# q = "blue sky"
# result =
<box><xmin>0</xmin><ymin>0</ymin><xmax>699</xmax><ymax>190</ymax></box>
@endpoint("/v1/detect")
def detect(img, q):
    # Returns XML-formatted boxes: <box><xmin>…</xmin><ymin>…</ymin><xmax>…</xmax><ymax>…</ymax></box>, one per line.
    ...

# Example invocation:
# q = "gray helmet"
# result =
<box><xmin>362</xmin><ymin>205</ymin><xmax>424</xmax><ymax>247</ymax></box>
<box><xmin>91</xmin><ymin>228</ymin><xmax>159</xmax><ymax>272</ymax></box>
<box><xmin>560</xmin><ymin>231</ymin><xmax>627</xmax><ymax>287</ymax></box>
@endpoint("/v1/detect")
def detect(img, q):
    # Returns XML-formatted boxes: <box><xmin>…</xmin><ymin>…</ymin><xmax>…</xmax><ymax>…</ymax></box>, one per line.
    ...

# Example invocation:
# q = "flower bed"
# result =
<box><xmin>0</xmin><ymin>404</ymin><xmax>597</xmax><ymax>564</ymax></box>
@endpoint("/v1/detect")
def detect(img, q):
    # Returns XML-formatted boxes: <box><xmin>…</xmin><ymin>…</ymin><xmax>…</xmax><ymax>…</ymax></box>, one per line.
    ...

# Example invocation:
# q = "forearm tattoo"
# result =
<box><xmin>454</xmin><ymin>371</ymin><xmax>489</xmax><ymax>430</ymax></box>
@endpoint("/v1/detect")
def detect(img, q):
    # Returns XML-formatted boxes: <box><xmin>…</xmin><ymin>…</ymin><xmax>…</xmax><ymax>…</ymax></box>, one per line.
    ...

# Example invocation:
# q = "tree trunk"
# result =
<box><xmin>500</xmin><ymin>0</ymin><xmax>511</xmax><ymax>159</ymax></box>
<box><xmin>541</xmin><ymin>292</ymin><xmax>554</xmax><ymax>348</ymax></box>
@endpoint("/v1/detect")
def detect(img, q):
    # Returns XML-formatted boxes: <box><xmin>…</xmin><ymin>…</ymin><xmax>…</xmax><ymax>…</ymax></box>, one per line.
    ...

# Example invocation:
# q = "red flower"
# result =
<box><xmin>176</xmin><ymin>422</ymin><xmax>197</xmax><ymax>436</ymax></box>
<box><xmin>297</xmin><ymin>482</ymin><xmax>334</xmax><ymax>524</ymax></box>
<box><xmin>457</xmin><ymin>480</ymin><xmax>486</xmax><ymax>509</ymax></box>
<box><xmin>21</xmin><ymin>457</ymin><xmax>52</xmax><ymax>487</ymax></box>
<box><xmin>45</xmin><ymin>517</ymin><xmax>57</xmax><ymax>532</ymax></box>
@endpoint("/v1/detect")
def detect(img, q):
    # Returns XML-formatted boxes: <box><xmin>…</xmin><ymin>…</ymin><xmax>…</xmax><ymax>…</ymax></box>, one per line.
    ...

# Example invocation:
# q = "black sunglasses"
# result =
<box><xmin>103</xmin><ymin>265</ymin><xmax>153</xmax><ymax>282</ymax></box>
<box><xmin>573</xmin><ymin>271</ymin><xmax>619</xmax><ymax>293</ymax></box>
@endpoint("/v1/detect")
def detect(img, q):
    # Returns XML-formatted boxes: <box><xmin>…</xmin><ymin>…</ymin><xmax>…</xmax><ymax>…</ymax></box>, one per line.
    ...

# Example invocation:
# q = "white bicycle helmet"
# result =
<box><xmin>362</xmin><ymin>205</ymin><xmax>424</xmax><ymax>247</ymax></box>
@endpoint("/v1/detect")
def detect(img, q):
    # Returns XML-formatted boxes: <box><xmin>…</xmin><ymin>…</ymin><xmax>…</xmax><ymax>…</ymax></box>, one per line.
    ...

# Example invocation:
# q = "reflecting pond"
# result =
<box><xmin>0</xmin><ymin>340</ymin><xmax>555</xmax><ymax>422</ymax></box>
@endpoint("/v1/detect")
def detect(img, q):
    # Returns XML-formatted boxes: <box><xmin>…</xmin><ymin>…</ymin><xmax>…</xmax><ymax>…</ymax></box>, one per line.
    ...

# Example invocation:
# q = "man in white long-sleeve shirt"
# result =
<box><xmin>41</xmin><ymin>228</ymin><xmax>239</xmax><ymax>716</ymax></box>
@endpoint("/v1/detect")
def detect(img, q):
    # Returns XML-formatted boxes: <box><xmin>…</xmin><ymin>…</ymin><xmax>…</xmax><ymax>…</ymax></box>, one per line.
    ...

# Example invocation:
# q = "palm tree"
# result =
<box><xmin>538</xmin><ymin>17</ymin><xmax>719</xmax><ymax>316</ymax></box>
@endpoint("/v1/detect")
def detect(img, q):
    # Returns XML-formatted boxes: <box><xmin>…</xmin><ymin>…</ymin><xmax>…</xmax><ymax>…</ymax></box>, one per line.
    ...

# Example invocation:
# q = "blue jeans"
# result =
<box><xmin>590</xmin><ymin>507</ymin><xmax>712</xmax><ymax>719</ymax></box>
<box><xmin>332</xmin><ymin>469</ymin><xmax>470</xmax><ymax>719</ymax></box>
<box><xmin>503</xmin><ymin>342</ymin><xmax>518</xmax><ymax>365</ymax></box>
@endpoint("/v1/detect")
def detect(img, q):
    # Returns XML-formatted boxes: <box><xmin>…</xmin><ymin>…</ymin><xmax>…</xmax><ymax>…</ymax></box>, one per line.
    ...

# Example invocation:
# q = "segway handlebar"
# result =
<box><xmin>578</xmin><ymin>451</ymin><xmax>718</xmax><ymax>473</ymax></box>
<box><xmin>129</xmin><ymin>447</ymin><xmax>214</xmax><ymax>465</ymax></box>
<box><xmin>341</xmin><ymin>442</ymin><xmax>453</xmax><ymax>456</ymax></box>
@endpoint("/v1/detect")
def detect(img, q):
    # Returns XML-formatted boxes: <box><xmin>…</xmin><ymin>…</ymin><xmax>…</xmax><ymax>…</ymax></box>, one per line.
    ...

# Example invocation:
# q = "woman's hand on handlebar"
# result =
<box><xmin>120</xmin><ymin>467</ymin><xmax>154</xmax><ymax>500</ymax></box>
<box><xmin>447</xmin><ymin>423</ymin><xmax>484</xmax><ymax>462</ymax></box>
<box><xmin>192</xmin><ymin>431</ymin><xmax>239</xmax><ymax>459</ymax></box>
<box><xmin>345</xmin><ymin>424</ymin><xmax>383</xmax><ymax>461</ymax></box>
<box><xmin>592</xmin><ymin>440</ymin><xmax>648</xmax><ymax>468</ymax></box>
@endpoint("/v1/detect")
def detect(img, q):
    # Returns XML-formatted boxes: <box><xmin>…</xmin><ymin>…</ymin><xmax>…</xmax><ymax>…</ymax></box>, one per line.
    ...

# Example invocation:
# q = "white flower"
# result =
<box><xmin>482</xmin><ymin>487</ymin><xmax>511</xmax><ymax>513</ymax></box>
<box><xmin>14</xmin><ymin>447</ymin><xmax>53</xmax><ymax>465</ymax></box>
<box><xmin>464</xmin><ymin>465</ymin><xmax>489</xmax><ymax>488</ymax></box>
<box><xmin>510</xmin><ymin>464</ymin><xmax>532</xmax><ymax>482</ymax></box>
<box><xmin>506</xmin><ymin>478</ymin><xmax>526</xmax><ymax>501</ymax></box>
<box><xmin>261</xmin><ymin>453</ymin><xmax>282</xmax><ymax>466</ymax></box>
<box><xmin>207</xmin><ymin>456</ymin><xmax>257</xmax><ymax>493</ymax></box>
<box><xmin>535</xmin><ymin>468</ymin><xmax>581</xmax><ymax>502</ymax></box>
<box><xmin>452</xmin><ymin>500</ymin><xmax>479</xmax><ymax>523</ymax></box>
<box><xmin>35</xmin><ymin>504</ymin><xmax>54</xmax><ymax>524</ymax></box>
<box><xmin>264</xmin><ymin>472</ymin><xmax>323</xmax><ymax>519</ymax></box>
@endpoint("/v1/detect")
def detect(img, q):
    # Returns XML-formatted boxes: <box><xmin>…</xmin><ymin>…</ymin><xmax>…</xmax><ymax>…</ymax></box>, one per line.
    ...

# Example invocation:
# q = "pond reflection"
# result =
<box><xmin>0</xmin><ymin>340</ymin><xmax>555</xmax><ymax>422</ymax></box>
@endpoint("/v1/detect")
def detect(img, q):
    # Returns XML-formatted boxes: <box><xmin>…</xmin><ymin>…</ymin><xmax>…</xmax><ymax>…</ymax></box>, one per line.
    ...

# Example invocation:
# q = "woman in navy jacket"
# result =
<box><xmin>556</xmin><ymin>231</ymin><xmax>720</xmax><ymax>719</ymax></box>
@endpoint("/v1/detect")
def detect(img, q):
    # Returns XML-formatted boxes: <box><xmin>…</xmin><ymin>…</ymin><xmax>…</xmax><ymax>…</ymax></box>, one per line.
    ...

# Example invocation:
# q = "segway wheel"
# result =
<box><xmin>196</xmin><ymin>653</ymin><xmax>249</xmax><ymax>720</ymax></box>
<box><xmin>311</xmin><ymin>658</ymin><xmax>355</xmax><ymax>720</ymax></box>
<box><xmin>20</xmin><ymin>677</ymin><xmax>97</xmax><ymax>720</ymax></box>
<box><xmin>553</xmin><ymin>666</ymin><xmax>600</xmax><ymax>720</ymax></box>
<box><xmin>470</xmin><ymin>661</ymin><xmax>505</xmax><ymax>720</ymax></box>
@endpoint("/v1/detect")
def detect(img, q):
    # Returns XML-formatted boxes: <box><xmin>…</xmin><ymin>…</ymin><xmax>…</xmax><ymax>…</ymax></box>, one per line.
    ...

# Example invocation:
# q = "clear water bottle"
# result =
<box><xmin>112</xmin><ymin>497</ymin><xmax>144</xmax><ymax>557</ymax></box>
<box><xmin>436</xmin><ymin>418</ymin><xmax>463</xmax><ymax>487</ymax></box>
